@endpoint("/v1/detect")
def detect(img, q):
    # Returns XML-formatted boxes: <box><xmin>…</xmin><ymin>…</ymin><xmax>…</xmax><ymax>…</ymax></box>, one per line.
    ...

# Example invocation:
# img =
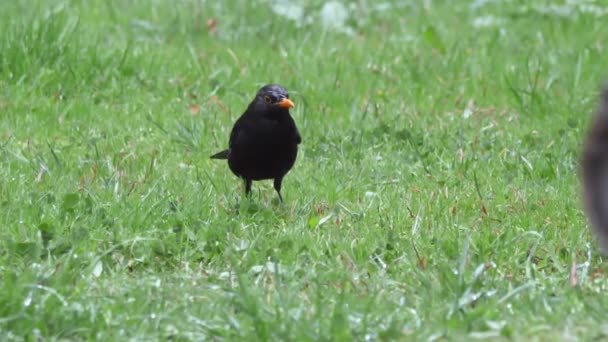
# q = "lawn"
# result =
<box><xmin>1</xmin><ymin>0</ymin><xmax>608</xmax><ymax>340</ymax></box>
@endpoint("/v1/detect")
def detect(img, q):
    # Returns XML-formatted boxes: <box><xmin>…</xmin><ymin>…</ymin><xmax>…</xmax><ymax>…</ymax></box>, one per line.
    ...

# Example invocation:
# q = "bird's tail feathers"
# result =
<box><xmin>210</xmin><ymin>149</ymin><xmax>229</xmax><ymax>159</ymax></box>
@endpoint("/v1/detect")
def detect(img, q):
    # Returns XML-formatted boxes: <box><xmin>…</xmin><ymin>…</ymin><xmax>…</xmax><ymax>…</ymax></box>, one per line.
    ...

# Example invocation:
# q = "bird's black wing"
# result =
<box><xmin>285</xmin><ymin>113</ymin><xmax>301</xmax><ymax>144</ymax></box>
<box><xmin>228</xmin><ymin>122</ymin><xmax>241</xmax><ymax>149</ymax></box>
<box><xmin>210</xmin><ymin>114</ymin><xmax>249</xmax><ymax>159</ymax></box>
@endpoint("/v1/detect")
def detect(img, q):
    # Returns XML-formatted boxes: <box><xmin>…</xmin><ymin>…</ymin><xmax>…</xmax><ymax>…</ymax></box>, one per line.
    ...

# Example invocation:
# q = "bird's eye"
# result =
<box><xmin>264</xmin><ymin>96</ymin><xmax>272</xmax><ymax>104</ymax></box>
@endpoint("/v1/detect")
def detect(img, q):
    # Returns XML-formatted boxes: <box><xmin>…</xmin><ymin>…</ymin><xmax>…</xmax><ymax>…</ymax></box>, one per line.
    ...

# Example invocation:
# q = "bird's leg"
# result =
<box><xmin>273</xmin><ymin>177</ymin><xmax>284</xmax><ymax>203</ymax></box>
<box><xmin>244</xmin><ymin>179</ymin><xmax>252</xmax><ymax>197</ymax></box>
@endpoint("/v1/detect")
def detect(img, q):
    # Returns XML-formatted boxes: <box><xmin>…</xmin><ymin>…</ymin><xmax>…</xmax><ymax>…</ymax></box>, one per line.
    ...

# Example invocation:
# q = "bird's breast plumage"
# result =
<box><xmin>226</xmin><ymin>112</ymin><xmax>300</xmax><ymax>181</ymax></box>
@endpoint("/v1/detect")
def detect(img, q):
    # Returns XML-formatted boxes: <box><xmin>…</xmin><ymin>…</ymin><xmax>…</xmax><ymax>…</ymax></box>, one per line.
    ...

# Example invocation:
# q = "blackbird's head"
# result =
<box><xmin>252</xmin><ymin>84</ymin><xmax>295</xmax><ymax>114</ymax></box>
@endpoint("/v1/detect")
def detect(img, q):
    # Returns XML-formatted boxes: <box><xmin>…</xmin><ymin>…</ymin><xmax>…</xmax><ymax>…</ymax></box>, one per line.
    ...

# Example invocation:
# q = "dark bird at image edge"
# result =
<box><xmin>582</xmin><ymin>84</ymin><xmax>608</xmax><ymax>253</ymax></box>
<box><xmin>211</xmin><ymin>84</ymin><xmax>301</xmax><ymax>202</ymax></box>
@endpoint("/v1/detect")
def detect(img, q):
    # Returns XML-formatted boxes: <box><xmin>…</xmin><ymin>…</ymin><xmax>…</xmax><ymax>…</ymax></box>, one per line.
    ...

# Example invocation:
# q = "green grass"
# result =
<box><xmin>1</xmin><ymin>0</ymin><xmax>608</xmax><ymax>340</ymax></box>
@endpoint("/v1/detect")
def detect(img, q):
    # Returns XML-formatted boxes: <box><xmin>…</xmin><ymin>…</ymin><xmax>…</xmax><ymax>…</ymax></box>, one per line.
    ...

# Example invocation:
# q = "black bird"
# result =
<box><xmin>583</xmin><ymin>85</ymin><xmax>608</xmax><ymax>254</ymax></box>
<box><xmin>211</xmin><ymin>84</ymin><xmax>301</xmax><ymax>202</ymax></box>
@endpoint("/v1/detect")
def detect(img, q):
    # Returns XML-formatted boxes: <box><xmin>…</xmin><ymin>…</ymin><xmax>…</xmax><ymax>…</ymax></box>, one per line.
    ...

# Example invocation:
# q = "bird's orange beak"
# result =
<box><xmin>277</xmin><ymin>98</ymin><xmax>295</xmax><ymax>109</ymax></box>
